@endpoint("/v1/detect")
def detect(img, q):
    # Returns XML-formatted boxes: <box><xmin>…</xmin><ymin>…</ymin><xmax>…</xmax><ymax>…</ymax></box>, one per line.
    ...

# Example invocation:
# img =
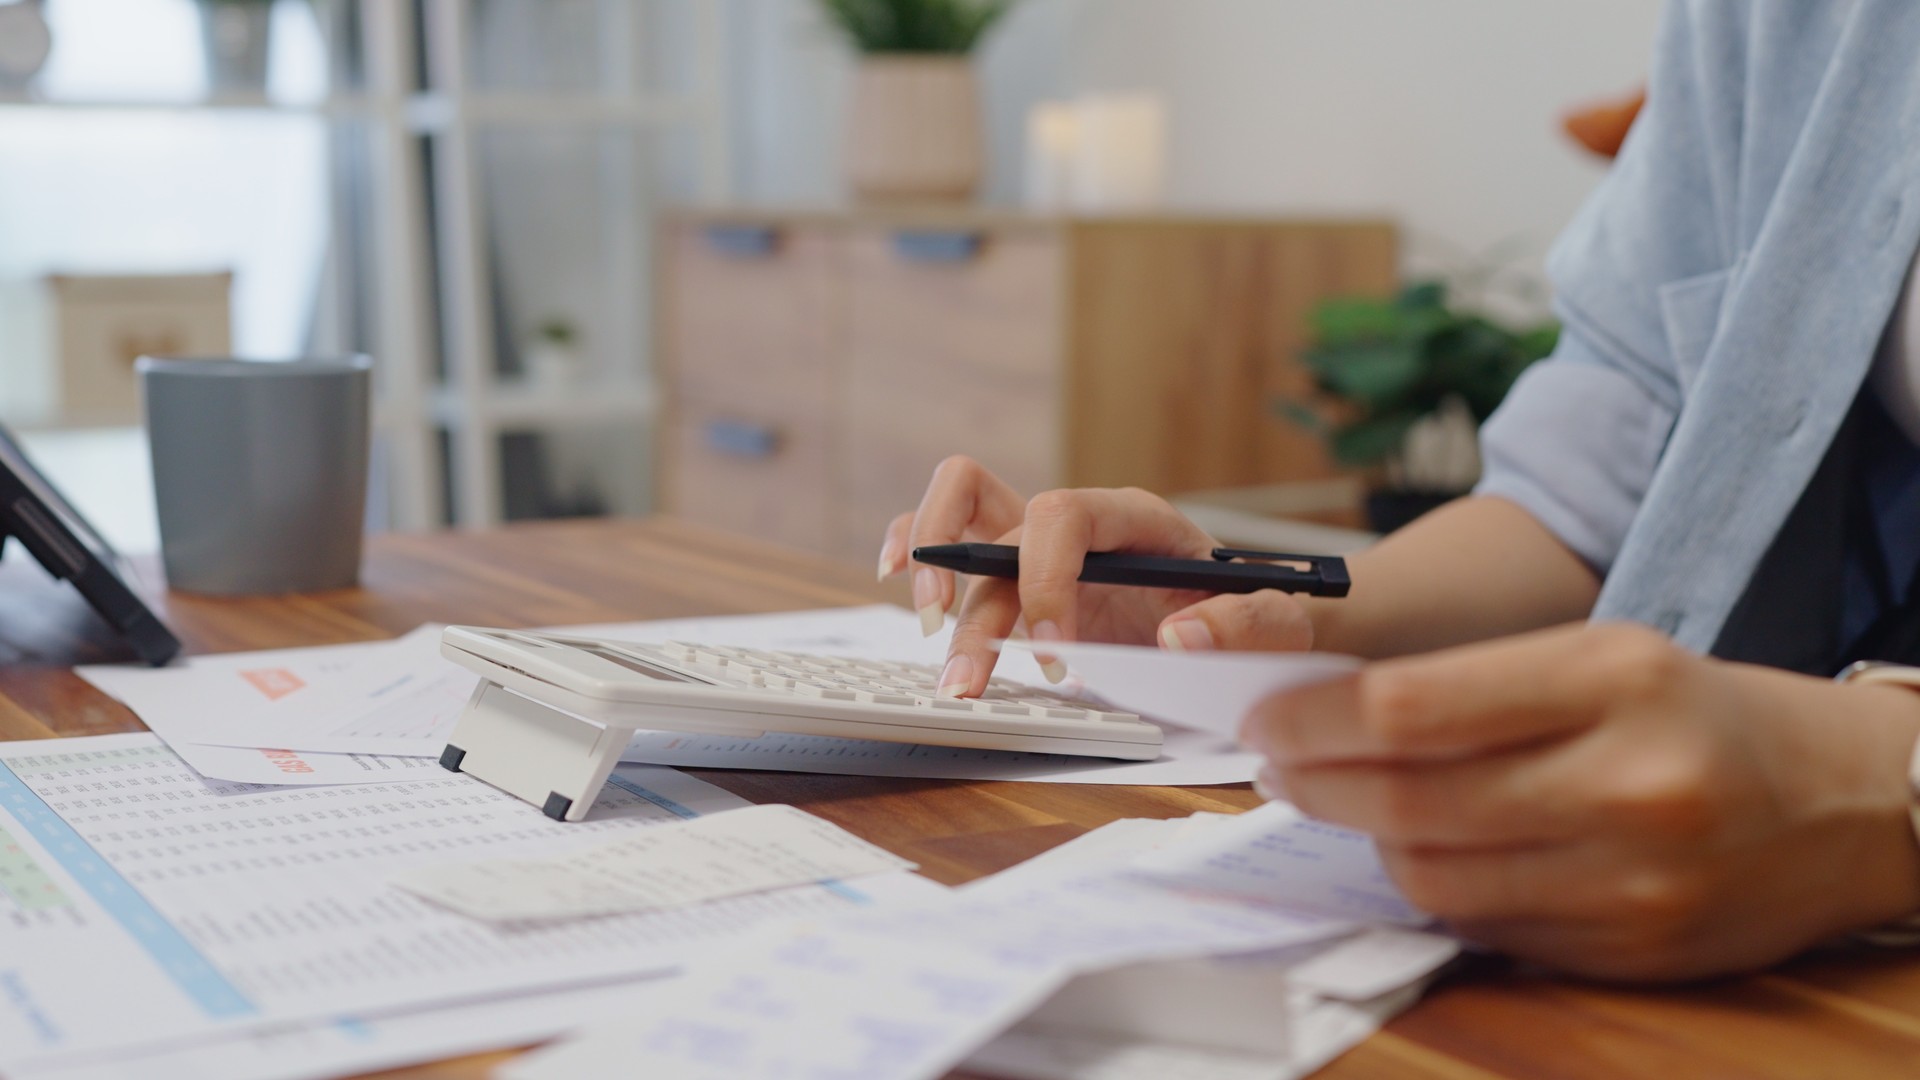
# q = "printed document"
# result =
<box><xmin>0</xmin><ymin>732</ymin><xmax>931</xmax><ymax>1071</ymax></box>
<box><xmin>394</xmin><ymin>803</ymin><xmax>915</xmax><ymax>921</ymax></box>
<box><xmin>512</xmin><ymin>806</ymin><xmax>1455</xmax><ymax>1080</ymax></box>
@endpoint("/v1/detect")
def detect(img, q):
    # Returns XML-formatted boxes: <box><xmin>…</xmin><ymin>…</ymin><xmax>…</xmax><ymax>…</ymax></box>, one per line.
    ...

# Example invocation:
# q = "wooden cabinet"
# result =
<box><xmin>657</xmin><ymin>209</ymin><xmax>1396</xmax><ymax>564</ymax></box>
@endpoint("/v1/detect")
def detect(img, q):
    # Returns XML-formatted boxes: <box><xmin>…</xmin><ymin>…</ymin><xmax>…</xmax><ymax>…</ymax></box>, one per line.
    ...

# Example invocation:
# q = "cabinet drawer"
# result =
<box><xmin>659</xmin><ymin>221</ymin><xmax>840</xmax><ymax>411</ymax></box>
<box><xmin>663</xmin><ymin>396</ymin><xmax>833</xmax><ymax>556</ymax></box>
<box><xmin>839</xmin><ymin>225</ymin><xmax>1065</xmax><ymax>557</ymax></box>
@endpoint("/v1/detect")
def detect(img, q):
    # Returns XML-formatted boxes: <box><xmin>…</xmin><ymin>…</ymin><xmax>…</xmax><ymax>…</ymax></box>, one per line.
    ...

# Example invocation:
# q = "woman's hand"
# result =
<box><xmin>1241</xmin><ymin>622</ymin><xmax>1920</xmax><ymax>981</ymax></box>
<box><xmin>879</xmin><ymin>456</ymin><xmax>1316</xmax><ymax>697</ymax></box>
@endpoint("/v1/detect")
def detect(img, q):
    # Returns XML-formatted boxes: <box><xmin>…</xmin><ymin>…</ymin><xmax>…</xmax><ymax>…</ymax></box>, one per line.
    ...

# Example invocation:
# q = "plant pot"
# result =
<box><xmin>845</xmin><ymin>55</ymin><xmax>983</xmax><ymax>203</ymax></box>
<box><xmin>198</xmin><ymin>3</ymin><xmax>273</xmax><ymax>95</ymax></box>
<box><xmin>1364</xmin><ymin>488</ymin><xmax>1462</xmax><ymax>535</ymax></box>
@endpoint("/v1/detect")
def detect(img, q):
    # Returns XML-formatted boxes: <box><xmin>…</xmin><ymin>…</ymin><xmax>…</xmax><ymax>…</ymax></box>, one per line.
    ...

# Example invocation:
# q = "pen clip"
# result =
<box><xmin>1209</xmin><ymin>548</ymin><xmax>1352</xmax><ymax>597</ymax></box>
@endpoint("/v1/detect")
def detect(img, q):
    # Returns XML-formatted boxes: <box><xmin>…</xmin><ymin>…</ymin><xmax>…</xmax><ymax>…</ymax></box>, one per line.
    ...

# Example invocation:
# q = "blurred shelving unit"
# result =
<box><xmin>0</xmin><ymin>0</ymin><xmax>732</xmax><ymax>531</ymax></box>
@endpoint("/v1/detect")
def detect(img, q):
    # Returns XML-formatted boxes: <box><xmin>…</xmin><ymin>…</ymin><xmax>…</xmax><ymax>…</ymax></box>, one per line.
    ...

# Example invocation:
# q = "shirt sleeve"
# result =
<box><xmin>1475</xmin><ymin>330</ymin><xmax>1677</xmax><ymax>573</ymax></box>
<box><xmin>1472</xmin><ymin>0</ymin><xmax>1748</xmax><ymax>574</ymax></box>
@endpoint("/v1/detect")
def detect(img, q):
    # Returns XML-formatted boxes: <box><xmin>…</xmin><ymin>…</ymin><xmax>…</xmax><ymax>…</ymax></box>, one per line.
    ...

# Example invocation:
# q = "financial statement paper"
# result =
<box><xmin>0</xmin><ymin>732</ymin><xmax>934</xmax><ymax>1072</ymax></box>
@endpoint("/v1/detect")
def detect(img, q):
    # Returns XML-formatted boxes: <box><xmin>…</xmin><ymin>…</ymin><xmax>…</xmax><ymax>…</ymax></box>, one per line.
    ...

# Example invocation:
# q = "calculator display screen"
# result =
<box><xmin>577</xmin><ymin>644</ymin><xmax>705</xmax><ymax>683</ymax></box>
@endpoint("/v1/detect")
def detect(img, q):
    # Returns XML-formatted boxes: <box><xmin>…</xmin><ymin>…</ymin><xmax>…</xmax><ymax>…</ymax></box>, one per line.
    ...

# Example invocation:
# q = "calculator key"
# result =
<box><xmin>794</xmin><ymin>684</ymin><xmax>856</xmax><ymax>701</ymax></box>
<box><xmin>855</xmin><ymin>691</ymin><xmax>918</xmax><ymax>706</ymax></box>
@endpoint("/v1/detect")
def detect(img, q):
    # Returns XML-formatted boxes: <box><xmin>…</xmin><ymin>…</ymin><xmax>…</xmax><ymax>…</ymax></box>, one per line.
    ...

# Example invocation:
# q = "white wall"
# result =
<box><xmin>726</xmin><ymin>0</ymin><xmax>1667</xmax><ymax>309</ymax></box>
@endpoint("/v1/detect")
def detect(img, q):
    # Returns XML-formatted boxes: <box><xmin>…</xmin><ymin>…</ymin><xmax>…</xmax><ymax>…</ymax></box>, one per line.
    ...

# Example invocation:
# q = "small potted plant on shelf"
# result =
<box><xmin>524</xmin><ymin>317</ymin><xmax>582</xmax><ymax>392</ymax></box>
<box><xmin>1282</xmin><ymin>281</ymin><xmax>1558</xmax><ymax>534</ymax></box>
<box><xmin>818</xmin><ymin>0</ymin><xmax>1014</xmax><ymax>203</ymax></box>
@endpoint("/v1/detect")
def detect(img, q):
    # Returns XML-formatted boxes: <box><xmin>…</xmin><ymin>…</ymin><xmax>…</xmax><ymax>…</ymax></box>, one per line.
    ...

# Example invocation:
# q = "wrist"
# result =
<box><xmin>1825</xmin><ymin>680</ymin><xmax>1920</xmax><ymax>932</ymax></box>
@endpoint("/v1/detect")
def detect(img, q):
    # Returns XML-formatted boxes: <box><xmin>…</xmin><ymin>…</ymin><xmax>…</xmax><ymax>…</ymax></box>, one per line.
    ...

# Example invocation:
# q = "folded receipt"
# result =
<box><xmin>393</xmin><ymin>804</ymin><xmax>916</xmax><ymax>922</ymax></box>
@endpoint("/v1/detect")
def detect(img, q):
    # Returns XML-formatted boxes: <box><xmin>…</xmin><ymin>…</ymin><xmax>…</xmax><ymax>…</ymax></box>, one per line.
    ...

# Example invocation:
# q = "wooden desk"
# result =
<box><xmin>6</xmin><ymin>517</ymin><xmax>1920</xmax><ymax>1079</ymax></box>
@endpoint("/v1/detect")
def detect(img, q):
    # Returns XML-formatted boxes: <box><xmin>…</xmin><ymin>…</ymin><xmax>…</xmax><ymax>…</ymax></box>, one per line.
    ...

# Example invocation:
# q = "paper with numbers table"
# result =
<box><xmin>0</xmin><ymin>732</ymin><xmax>937</xmax><ymax>1074</ymax></box>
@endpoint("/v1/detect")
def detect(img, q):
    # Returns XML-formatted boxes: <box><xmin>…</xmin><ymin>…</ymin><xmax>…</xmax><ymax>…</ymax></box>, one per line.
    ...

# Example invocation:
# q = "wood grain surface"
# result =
<box><xmin>6</xmin><ymin>517</ymin><xmax>1918</xmax><ymax>1079</ymax></box>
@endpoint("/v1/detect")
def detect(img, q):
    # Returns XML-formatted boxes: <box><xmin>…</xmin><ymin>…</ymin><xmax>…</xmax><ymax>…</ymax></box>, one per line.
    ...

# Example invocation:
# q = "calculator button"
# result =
<box><xmin>794</xmin><ymin>684</ymin><xmax>857</xmax><ymax>701</ymax></box>
<box><xmin>855</xmin><ymin>691</ymin><xmax>917</xmax><ymax>706</ymax></box>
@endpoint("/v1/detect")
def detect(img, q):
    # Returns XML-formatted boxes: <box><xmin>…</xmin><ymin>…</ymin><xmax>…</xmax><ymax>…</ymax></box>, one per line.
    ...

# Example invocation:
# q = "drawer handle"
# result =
<box><xmin>705</xmin><ymin>419</ymin><xmax>780</xmax><ymax>458</ymax></box>
<box><xmin>703</xmin><ymin>225</ymin><xmax>780</xmax><ymax>258</ymax></box>
<box><xmin>892</xmin><ymin>230</ymin><xmax>984</xmax><ymax>263</ymax></box>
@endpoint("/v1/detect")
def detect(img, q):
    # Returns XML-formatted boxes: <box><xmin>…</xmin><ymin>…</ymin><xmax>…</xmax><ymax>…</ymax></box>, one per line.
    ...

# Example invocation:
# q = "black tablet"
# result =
<box><xmin>0</xmin><ymin>424</ymin><xmax>180</xmax><ymax>665</ymax></box>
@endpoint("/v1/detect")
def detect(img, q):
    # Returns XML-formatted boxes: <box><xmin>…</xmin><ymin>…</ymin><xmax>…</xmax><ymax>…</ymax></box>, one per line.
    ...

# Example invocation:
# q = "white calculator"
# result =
<box><xmin>435</xmin><ymin>626</ymin><xmax>1163</xmax><ymax>821</ymax></box>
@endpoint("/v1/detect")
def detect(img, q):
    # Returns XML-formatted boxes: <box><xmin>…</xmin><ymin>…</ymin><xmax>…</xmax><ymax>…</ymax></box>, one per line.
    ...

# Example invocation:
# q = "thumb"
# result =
<box><xmin>1157</xmin><ymin>592</ymin><xmax>1315</xmax><ymax>653</ymax></box>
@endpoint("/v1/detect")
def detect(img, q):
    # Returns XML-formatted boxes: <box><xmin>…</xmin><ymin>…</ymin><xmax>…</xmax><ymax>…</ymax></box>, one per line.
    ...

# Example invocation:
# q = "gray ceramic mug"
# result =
<box><xmin>139</xmin><ymin>356</ymin><xmax>372</xmax><ymax>595</ymax></box>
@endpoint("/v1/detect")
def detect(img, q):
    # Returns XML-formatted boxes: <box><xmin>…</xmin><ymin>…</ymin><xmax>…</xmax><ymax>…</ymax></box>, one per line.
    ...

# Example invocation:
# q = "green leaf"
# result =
<box><xmin>1309</xmin><ymin>298</ymin><xmax>1403</xmax><ymax>346</ymax></box>
<box><xmin>818</xmin><ymin>0</ymin><xmax>1014</xmax><ymax>53</ymax></box>
<box><xmin>1274</xmin><ymin>399</ymin><xmax>1330</xmax><ymax>434</ymax></box>
<box><xmin>1397</xmin><ymin>280</ymin><xmax>1447</xmax><ymax>310</ymax></box>
<box><xmin>1516</xmin><ymin>323</ymin><xmax>1560</xmax><ymax>361</ymax></box>
<box><xmin>1330</xmin><ymin>413</ymin><xmax>1421</xmax><ymax>467</ymax></box>
<box><xmin>1313</xmin><ymin>344</ymin><xmax>1424</xmax><ymax>407</ymax></box>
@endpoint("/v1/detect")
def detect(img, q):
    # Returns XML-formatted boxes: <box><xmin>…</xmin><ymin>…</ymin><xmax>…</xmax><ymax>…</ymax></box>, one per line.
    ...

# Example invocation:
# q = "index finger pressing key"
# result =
<box><xmin>905</xmin><ymin>457</ymin><xmax>1027</xmax><ymax>635</ymax></box>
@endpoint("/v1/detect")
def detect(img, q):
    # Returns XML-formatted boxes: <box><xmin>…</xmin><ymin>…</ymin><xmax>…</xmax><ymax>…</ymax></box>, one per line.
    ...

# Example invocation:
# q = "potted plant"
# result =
<box><xmin>1283</xmin><ymin>281</ymin><xmax>1558</xmax><ymax>533</ymax></box>
<box><xmin>196</xmin><ymin>0</ymin><xmax>276</xmax><ymax>95</ymax></box>
<box><xmin>524</xmin><ymin>317</ymin><xmax>582</xmax><ymax>391</ymax></box>
<box><xmin>818</xmin><ymin>0</ymin><xmax>1013</xmax><ymax>202</ymax></box>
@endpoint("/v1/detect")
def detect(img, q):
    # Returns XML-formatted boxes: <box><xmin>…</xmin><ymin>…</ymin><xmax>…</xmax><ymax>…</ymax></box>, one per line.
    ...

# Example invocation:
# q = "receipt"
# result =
<box><xmin>1282</xmin><ymin>926</ymin><xmax>1459</xmax><ymax>1001</ymax></box>
<box><xmin>393</xmin><ymin>804</ymin><xmax>916</xmax><ymax>921</ymax></box>
<box><xmin>506</xmin><ymin>871</ymin><xmax>1350</xmax><ymax>1080</ymax></box>
<box><xmin>997</xmin><ymin>640</ymin><xmax>1358</xmax><ymax>738</ymax></box>
<box><xmin>1132</xmin><ymin>802</ymin><xmax>1426</xmax><ymax>925</ymax></box>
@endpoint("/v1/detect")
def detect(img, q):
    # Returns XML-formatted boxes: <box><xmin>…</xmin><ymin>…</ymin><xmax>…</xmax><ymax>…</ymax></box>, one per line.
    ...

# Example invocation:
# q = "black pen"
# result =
<box><xmin>911</xmin><ymin>543</ymin><xmax>1351</xmax><ymax>598</ymax></box>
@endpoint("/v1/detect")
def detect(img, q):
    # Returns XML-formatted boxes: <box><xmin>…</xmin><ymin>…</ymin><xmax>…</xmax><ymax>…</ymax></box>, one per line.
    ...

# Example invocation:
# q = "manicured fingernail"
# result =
<box><xmin>915</xmin><ymin>569</ymin><xmax>943</xmax><ymax>636</ymax></box>
<box><xmin>877</xmin><ymin>538</ymin><xmax>900</xmax><ymax>582</ymax></box>
<box><xmin>1253</xmin><ymin>768</ymin><xmax>1286</xmax><ymax>802</ymax></box>
<box><xmin>937</xmin><ymin>654</ymin><xmax>973</xmax><ymax>698</ymax></box>
<box><xmin>1158</xmin><ymin>619</ymin><xmax>1214</xmax><ymax>653</ymax></box>
<box><xmin>1029</xmin><ymin>620</ymin><xmax>1067</xmax><ymax>682</ymax></box>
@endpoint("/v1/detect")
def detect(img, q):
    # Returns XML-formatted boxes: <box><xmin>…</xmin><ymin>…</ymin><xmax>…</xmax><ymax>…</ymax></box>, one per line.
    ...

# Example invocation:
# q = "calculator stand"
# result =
<box><xmin>438</xmin><ymin>679</ymin><xmax>633</xmax><ymax>822</ymax></box>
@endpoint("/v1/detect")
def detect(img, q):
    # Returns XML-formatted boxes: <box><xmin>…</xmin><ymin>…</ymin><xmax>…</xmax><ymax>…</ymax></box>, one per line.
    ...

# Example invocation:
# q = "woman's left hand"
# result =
<box><xmin>1241</xmin><ymin>622</ymin><xmax>1920</xmax><ymax>981</ymax></box>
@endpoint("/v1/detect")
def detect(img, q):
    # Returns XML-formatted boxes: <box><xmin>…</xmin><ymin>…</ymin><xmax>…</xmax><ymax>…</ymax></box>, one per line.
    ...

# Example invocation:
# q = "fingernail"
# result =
<box><xmin>915</xmin><ymin>569</ymin><xmax>943</xmax><ymax>636</ymax></box>
<box><xmin>1029</xmin><ymin>620</ymin><xmax>1066</xmax><ymax>682</ymax></box>
<box><xmin>876</xmin><ymin>538</ymin><xmax>900</xmax><ymax>583</ymax></box>
<box><xmin>1158</xmin><ymin>619</ymin><xmax>1214</xmax><ymax>653</ymax></box>
<box><xmin>937</xmin><ymin>654</ymin><xmax>973</xmax><ymax>697</ymax></box>
<box><xmin>1253</xmin><ymin>768</ymin><xmax>1286</xmax><ymax>802</ymax></box>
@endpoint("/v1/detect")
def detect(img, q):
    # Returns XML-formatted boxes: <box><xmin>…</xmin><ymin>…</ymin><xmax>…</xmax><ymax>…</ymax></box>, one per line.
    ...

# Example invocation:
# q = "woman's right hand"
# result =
<box><xmin>877</xmin><ymin>456</ymin><xmax>1318</xmax><ymax>697</ymax></box>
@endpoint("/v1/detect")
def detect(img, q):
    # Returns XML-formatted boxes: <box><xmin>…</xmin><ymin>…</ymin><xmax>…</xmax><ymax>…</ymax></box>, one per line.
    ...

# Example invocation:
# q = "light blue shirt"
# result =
<box><xmin>1474</xmin><ymin>0</ymin><xmax>1920</xmax><ymax>653</ymax></box>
